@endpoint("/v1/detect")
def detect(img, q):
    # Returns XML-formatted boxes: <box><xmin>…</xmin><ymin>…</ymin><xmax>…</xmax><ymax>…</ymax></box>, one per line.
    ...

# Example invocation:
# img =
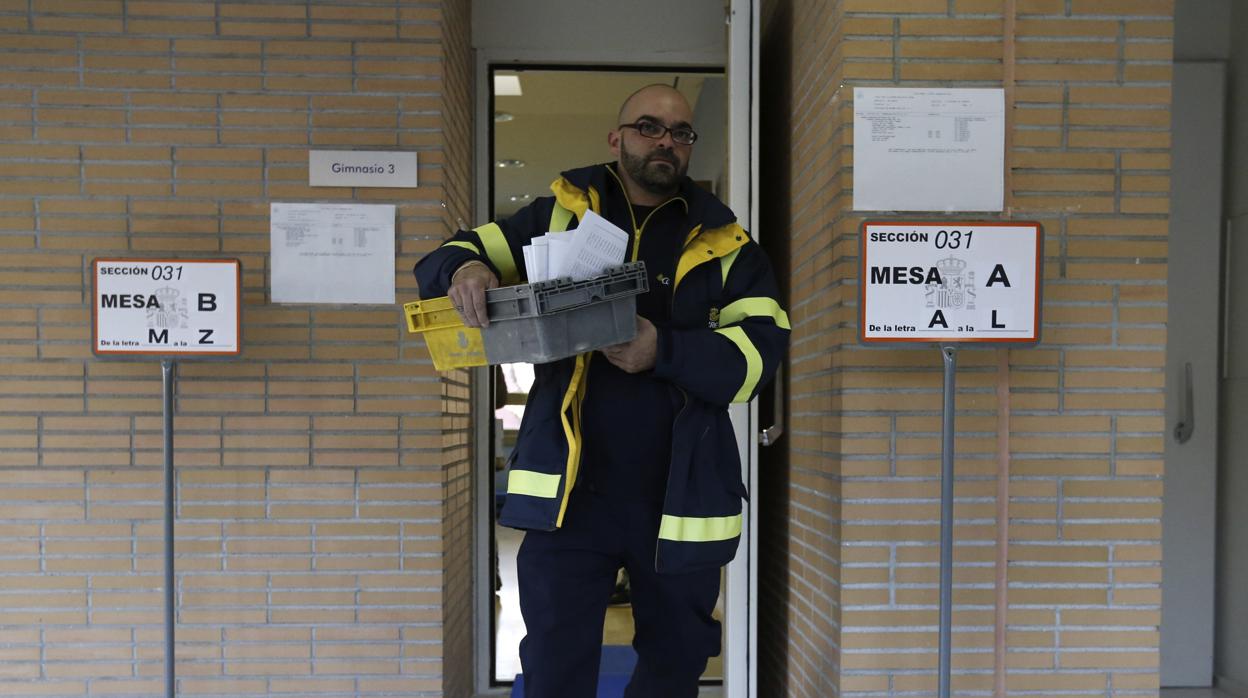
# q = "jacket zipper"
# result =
<box><xmin>604</xmin><ymin>164</ymin><xmax>685</xmax><ymax>262</ymax></box>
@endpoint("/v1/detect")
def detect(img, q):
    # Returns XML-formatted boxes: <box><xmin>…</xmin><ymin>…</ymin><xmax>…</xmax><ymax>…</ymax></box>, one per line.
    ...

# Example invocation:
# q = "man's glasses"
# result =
<box><xmin>618</xmin><ymin>119</ymin><xmax>698</xmax><ymax>146</ymax></box>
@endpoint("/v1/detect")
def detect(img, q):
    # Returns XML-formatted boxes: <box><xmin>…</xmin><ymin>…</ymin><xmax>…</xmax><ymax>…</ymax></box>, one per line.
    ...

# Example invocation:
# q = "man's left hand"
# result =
<box><xmin>602</xmin><ymin>316</ymin><xmax>657</xmax><ymax>373</ymax></box>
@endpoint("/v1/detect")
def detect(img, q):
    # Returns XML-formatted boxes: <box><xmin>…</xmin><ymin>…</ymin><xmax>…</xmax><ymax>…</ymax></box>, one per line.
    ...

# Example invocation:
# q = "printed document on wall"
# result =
<box><xmin>853</xmin><ymin>87</ymin><xmax>1004</xmax><ymax>212</ymax></box>
<box><xmin>270</xmin><ymin>203</ymin><xmax>396</xmax><ymax>304</ymax></box>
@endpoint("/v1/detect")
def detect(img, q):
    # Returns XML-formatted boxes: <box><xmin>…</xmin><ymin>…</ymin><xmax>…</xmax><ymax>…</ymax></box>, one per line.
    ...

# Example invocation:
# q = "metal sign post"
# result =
<box><xmin>860</xmin><ymin>222</ymin><xmax>1041</xmax><ymax>698</ymax></box>
<box><xmin>161</xmin><ymin>359</ymin><xmax>176</xmax><ymax>698</ymax></box>
<box><xmin>92</xmin><ymin>258</ymin><xmax>242</xmax><ymax>698</ymax></box>
<box><xmin>938</xmin><ymin>345</ymin><xmax>957</xmax><ymax>698</ymax></box>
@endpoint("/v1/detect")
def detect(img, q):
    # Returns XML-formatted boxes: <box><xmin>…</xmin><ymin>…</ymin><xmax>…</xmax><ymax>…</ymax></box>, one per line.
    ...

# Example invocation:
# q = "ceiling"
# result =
<box><xmin>491</xmin><ymin>70</ymin><xmax>718</xmax><ymax>217</ymax></box>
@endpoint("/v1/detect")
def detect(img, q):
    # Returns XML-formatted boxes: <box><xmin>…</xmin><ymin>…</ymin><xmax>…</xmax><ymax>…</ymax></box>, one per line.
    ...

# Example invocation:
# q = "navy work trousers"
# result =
<box><xmin>516</xmin><ymin>487</ymin><xmax>722</xmax><ymax>698</ymax></box>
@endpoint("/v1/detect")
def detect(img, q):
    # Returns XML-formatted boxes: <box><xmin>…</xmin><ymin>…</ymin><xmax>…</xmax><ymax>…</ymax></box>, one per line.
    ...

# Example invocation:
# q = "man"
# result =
<box><xmin>414</xmin><ymin>84</ymin><xmax>788</xmax><ymax>697</ymax></box>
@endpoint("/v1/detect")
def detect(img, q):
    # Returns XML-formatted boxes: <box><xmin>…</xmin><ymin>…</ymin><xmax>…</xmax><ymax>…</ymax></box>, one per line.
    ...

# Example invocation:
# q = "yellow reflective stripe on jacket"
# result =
<box><xmin>658</xmin><ymin>513</ymin><xmax>743</xmax><ymax>542</ymax></box>
<box><xmin>720</xmin><ymin>247</ymin><xmax>740</xmax><ymax>286</ymax></box>
<box><xmin>714</xmin><ymin>326</ymin><xmax>763</xmax><ymax>403</ymax></box>
<box><xmin>549</xmin><ymin>202</ymin><xmax>574</xmax><ymax>232</ymax></box>
<box><xmin>443</xmin><ymin>240</ymin><xmax>481</xmax><ymax>255</ymax></box>
<box><xmin>507</xmin><ymin>469</ymin><xmax>561</xmax><ymax>499</ymax></box>
<box><xmin>555</xmin><ymin>353</ymin><xmax>590</xmax><ymax>527</ymax></box>
<box><xmin>719</xmin><ymin>297</ymin><xmax>791</xmax><ymax>330</ymax></box>
<box><xmin>473</xmin><ymin>222</ymin><xmax>518</xmax><ymax>285</ymax></box>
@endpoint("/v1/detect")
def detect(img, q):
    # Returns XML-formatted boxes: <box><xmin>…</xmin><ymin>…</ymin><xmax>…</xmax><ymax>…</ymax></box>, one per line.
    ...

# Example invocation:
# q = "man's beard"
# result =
<box><xmin>620</xmin><ymin>145</ymin><xmax>686</xmax><ymax>196</ymax></box>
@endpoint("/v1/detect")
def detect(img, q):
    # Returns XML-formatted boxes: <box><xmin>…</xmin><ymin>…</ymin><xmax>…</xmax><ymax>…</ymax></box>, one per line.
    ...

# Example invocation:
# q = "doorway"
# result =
<box><xmin>481</xmin><ymin>66</ymin><xmax>729</xmax><ymax>690</ymax></box>
<box><xmin>468</xmin><ymin>6</ymin><xmax>758</xmax><ymax>694</ymax></box>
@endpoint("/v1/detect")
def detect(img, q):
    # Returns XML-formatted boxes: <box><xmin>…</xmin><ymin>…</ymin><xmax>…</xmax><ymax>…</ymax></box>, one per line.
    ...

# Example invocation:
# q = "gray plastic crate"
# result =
<box><xmin>481</xmin><ymin>262</ymin><xmax>648</xmax><ymax>364</ymax></box>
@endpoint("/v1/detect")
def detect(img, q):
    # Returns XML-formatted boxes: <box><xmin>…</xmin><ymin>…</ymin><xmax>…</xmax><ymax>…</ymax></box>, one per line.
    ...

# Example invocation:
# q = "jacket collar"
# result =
<box><xmin>553</xmin><ymin>162</ymin><xmax>738</xmax><ymax>231</ymax></box>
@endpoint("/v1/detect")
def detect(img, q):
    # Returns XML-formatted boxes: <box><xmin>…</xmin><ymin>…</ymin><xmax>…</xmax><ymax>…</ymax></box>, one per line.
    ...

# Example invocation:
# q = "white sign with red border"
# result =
<box><xmin>92</xmin><ymin>258</ymin><xmax>241</xmax><ymax>357</ymax></box>
<box><xmin>859</xmin><ymin>221</ymin><xmax>1042</xmax><ymax>344</ymax></box>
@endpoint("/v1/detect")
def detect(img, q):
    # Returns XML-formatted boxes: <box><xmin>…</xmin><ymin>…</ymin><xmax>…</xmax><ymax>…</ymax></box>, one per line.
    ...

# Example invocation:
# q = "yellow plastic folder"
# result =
<box><xmin>402</xmin><ymin>296</ymin><xmax>487</xmax><ymax>370</ymax></box>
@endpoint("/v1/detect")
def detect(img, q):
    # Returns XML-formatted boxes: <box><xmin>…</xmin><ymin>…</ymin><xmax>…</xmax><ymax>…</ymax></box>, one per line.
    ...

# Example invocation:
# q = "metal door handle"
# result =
<box><xmin>759</xmin><ymin>363</ymin><xmax>784</xmax><ymax>446</ymax></box>
<box><xmin>1174</xmin><ymin>361</ymin><xmax>1194</xmax><ymax>444</ymax></box>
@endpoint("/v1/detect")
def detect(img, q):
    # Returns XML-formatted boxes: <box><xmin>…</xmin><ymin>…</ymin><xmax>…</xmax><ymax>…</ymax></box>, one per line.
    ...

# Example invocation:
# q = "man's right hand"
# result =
<box><xmin>448</xmin><ymin>261</ymin><xmax>499</xmax><ymax>327</ymax></box>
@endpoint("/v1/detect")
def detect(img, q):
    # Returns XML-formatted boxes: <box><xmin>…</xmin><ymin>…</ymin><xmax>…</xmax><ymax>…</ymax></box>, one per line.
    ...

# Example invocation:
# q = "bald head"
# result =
<box><xmin>617</xmin><ymin>84</ymin><xmax>693</xmax><ymax>125</ymax></box>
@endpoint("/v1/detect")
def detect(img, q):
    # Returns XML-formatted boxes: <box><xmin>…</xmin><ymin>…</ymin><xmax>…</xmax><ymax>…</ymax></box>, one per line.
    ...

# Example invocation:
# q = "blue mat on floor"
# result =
<box><xmin>599</xmin><ymin>644</ymin><xmax>638</xmax><ymax>675</ymax></box>
<box><xmin>510</xmin><ymin>674</ymin><xmax>629</xmax><ymax>697</ymax></box>
<box><xmin>510</xmin><ymin>645</ymin><xmax>636</xmax><ymax>697</ymax></box>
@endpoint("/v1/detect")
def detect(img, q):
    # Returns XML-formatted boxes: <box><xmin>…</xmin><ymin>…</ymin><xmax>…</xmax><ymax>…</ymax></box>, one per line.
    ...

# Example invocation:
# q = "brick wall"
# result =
<box><xmin>436</xmin><ymin>1</ymin><xmax>474</xmax><ymax>695</ymax></box>
<box><xmin>0</xmin><ymin>1</ymin><xmax>475</xmax><ymax>696</ymax></box>
<box><xmin>760</xmin><ymin>1</ymin><xmax>1171</xmax><ymax>696</ymax></box>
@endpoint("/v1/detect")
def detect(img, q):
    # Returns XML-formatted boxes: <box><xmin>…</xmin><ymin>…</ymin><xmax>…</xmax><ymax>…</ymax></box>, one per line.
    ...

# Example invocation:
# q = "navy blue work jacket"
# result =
<box><xmin>414</xmin><ymin>163</ymin><xmax>789</xmax><ymax>574</ymax></box>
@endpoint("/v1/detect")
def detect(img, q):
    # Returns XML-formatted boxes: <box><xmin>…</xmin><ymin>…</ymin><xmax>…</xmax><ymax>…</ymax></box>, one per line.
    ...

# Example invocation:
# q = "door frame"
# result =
<box><xmin>470</xmin><ymin>3</ymin><xmax>758</xmax><ymax>693</ymax></box>
<box><xmin>1160</xmin><ymin>60</ymin><xmax>1225</xmax><ymax>687</ymax></box>
<box><xmin>724</xmin><ymin>1</ymin><xmax>759</xmax><ymax>696</ymax></box>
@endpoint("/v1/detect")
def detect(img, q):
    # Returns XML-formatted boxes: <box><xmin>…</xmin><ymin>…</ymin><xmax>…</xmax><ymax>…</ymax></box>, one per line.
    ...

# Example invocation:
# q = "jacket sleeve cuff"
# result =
<box><xmin>416</xmin><ymin>247</ymin><xmax>476</xmax><ymax>298</ymax></box>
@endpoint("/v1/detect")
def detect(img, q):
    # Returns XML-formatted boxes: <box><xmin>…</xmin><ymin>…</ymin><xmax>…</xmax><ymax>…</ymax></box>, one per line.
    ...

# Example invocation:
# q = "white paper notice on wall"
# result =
<box><xmin>270</xmin><ymin>203</ymin><xmax>396</xmax><ymax>304</ymax></box>
<box><xmin>853</xmin><ymin>87</ymin><xmax>1005</xmax><ymax>212</ymax></box>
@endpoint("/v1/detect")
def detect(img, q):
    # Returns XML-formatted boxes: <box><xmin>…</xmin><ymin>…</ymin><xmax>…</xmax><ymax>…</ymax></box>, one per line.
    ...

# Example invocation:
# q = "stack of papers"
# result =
<box><xmin>522</xmin><ymin>210</ymin><xmax>630</xmax><ymax>283</ymax></box>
